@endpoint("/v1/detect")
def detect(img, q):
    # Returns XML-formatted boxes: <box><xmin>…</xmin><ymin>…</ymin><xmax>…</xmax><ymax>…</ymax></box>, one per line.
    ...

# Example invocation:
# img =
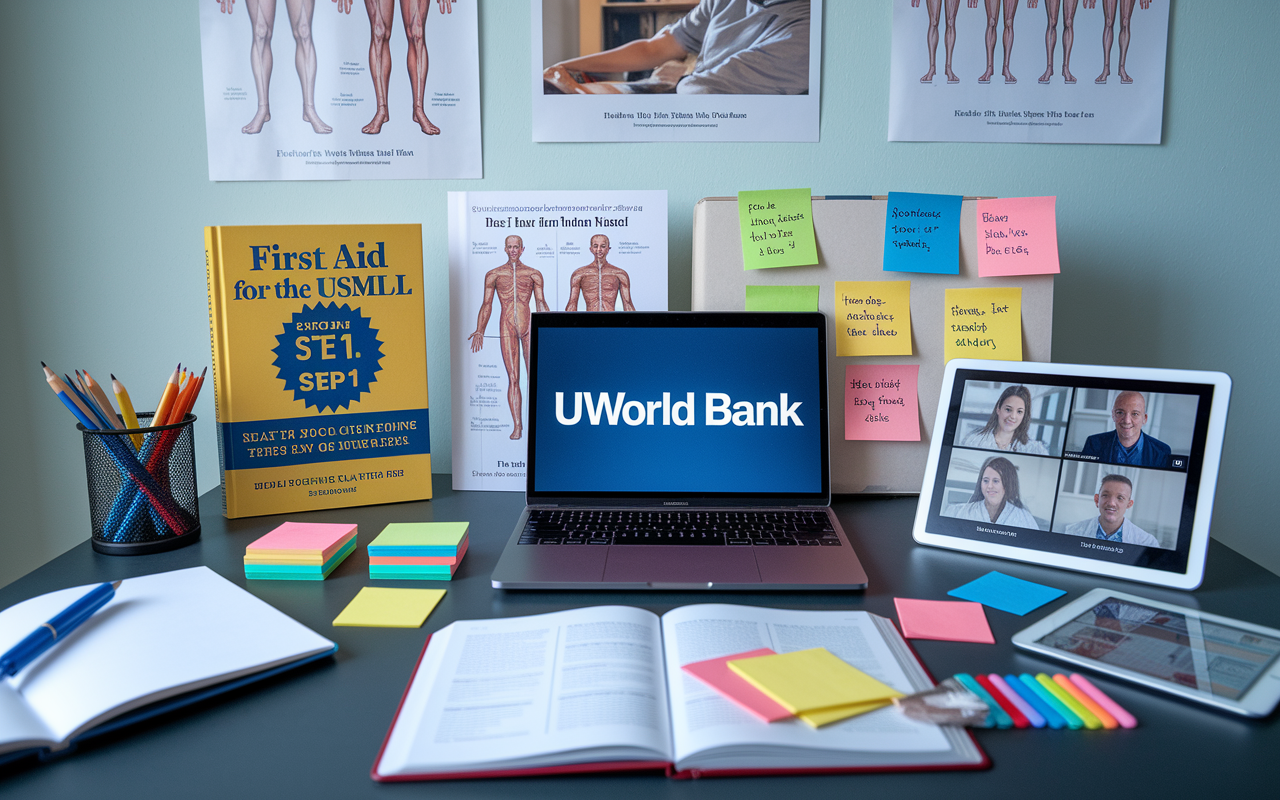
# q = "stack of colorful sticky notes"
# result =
<box><xmin>243</xmin><ymin>521</ymin><xmax>357</xmax><ymax>581</ymax></box>
<box><xmin>367</xmin><ymin>522</ymin><xmax>469</xmax><ymax>580</ymax></box>
<box><xmin>724</xmin><ymin>647</ymin><xmax>905</xmax><ymax>727</ymax></box>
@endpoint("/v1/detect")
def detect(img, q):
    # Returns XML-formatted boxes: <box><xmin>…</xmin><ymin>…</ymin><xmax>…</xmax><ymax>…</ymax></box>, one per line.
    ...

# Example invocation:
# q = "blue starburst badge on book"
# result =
<box><xmin>272</xmin><ymin>303</ymin><xmax>385</xmax><ymax>412</ymax></box>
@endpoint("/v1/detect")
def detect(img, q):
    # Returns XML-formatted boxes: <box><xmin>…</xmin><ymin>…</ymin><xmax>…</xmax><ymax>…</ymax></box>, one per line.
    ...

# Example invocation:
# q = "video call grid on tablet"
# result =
<box><xmin>926</xmin><ymin>368</ymin><xmax>1215</xmax><ymax>576</ymax></box>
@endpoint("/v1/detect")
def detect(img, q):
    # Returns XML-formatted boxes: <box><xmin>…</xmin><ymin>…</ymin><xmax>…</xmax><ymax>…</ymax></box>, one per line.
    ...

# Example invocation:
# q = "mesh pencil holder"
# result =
<box><xmin>79</xmin><ymin>412</ymin><xmax>201</xmax><ymax>555</ymax></box>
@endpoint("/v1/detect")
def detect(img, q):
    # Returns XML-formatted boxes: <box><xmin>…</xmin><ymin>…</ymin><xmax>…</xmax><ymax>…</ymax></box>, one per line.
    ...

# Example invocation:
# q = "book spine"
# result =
<box><xmin>204</xmin><ymin>226</ymin><xmax>233</xmax><ymax>517</ymax></box>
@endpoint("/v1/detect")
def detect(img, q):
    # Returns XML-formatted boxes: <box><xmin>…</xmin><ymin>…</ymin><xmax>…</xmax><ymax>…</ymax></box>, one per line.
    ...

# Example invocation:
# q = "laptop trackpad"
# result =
<box><xmin>602</xmin><ymin>546</ymin><xmax>761</xmax><ymax>585</ymax></box>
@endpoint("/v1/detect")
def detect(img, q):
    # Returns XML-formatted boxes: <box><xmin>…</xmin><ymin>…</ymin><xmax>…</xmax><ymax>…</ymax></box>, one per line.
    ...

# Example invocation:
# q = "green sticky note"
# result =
<box><xmin>738</xmin><ymin>188</ymin><xmax>819</xmax><ymax>270</ymax></box>
<box><xmin>745</xmin><ymin>285</ymin><xmax>819</xmax><ymax>312</ymax></box>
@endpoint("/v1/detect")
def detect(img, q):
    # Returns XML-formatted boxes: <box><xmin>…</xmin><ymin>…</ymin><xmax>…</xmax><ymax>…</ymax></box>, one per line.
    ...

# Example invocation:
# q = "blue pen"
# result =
<box><xmin>0</xmin><ymin>581</ymin><xmax>122</xmax><ymax>677</ymax></box>
<box><xmin>1005</xmin><ymin>673</ymin><xmax>1066</xmax><ymax>729</ymax></box>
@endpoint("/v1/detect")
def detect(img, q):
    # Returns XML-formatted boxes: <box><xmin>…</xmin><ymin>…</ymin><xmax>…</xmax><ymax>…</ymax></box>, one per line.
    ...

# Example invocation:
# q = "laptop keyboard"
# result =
<box><xmin>518</xmin><ymin>509</ymin><xmax>842</xmax><ymax>546</ymax></box>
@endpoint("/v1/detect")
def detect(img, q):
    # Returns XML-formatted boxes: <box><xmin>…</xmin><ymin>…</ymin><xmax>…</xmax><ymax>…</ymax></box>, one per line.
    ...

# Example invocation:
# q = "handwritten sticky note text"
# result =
<box><xmin>834</xmin><ymin>281</ymin><xmax>912</xmax><ymax>356</ymax></box>
<box><xmin>738</xmin><ymin>188</ymin><xmax>819</xmax><ymax>270</ymax></box>
<box><xmin>976</xmin><ymin>197</ymin><xmax>1060</xmax><ymax>277</ymax></box>
<box><xmin>845</xmin><ymin>365</ymin><xmax>920</xmax><ymax>441</ymax></box>
<box><xmin>746</xmin><ymin>285</ymin><xmax>820</xmax><ymax>312</ymax></box>
<box><xmin>883</xmin><ymin>192</ymin><xmax>962</xmax><ymax>274</ymax></box>
<box><xmin>943</xmin><ymin>287</ymin><xmax>1022</xmax><ymax>362</ymax></box>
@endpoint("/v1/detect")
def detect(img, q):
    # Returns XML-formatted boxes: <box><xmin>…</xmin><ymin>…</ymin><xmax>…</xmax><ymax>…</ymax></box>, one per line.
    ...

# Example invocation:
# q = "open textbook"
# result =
<box><xmin>373</xmin><ymin>605</ymin><xmax>986</xmax><ymax>780</ymax></box>
<box><xmin>0</xmin><ymin>567</ymin><xmax>335</xmax><ymax>763</ymax></box>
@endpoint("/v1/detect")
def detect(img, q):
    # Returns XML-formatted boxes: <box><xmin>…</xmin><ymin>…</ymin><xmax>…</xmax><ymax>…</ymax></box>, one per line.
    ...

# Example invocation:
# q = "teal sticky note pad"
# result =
<box><xmin>883</xmin><ymin>192</ymin><xmax>962</xmax><ymax>274</ymax></box>
<box><xmin>948</xmin><ymin>571</ymin><xmax>1066</xmax><ymax>616</ymax></box>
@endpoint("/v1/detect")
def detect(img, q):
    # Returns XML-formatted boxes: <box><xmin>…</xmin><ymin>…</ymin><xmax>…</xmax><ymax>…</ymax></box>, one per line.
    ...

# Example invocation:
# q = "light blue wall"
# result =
<box><xmin>2</xmin><ymin>1</ymin><xmax>1277</xmax><ymax>587</ymax></box>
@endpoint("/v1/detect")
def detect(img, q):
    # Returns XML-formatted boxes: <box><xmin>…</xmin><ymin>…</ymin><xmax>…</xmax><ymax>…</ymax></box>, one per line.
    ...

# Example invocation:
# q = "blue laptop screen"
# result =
<box><xmin>528</xmin><ymin>319</ymin><xmax>826</xmax><ymax>498</ymax></box>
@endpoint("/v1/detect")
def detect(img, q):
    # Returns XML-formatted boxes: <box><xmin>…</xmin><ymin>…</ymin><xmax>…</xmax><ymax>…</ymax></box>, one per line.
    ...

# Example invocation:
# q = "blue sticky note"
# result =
<box><xmin>883</xmin><ymin>192</ymin><xmax>962</xmax><ymax>274</ymax></box>
<box><xmin>947</xmin><ymin>571</ymin><xmax>1066</xmax><ymax>616</ymax></box>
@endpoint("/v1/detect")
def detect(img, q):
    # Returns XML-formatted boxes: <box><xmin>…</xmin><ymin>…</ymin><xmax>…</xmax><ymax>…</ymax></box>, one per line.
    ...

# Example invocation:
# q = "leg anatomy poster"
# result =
<box><xmin>533</xmin><ymin>0</ymin><xmax>821</xmax><ymax>142</ymax></box>
<box><xmin>199</xmin><ymin>0</ymin><xmax>480</xmax><ymax>180</ymax></box>
<box><xmin>889</xmin><ymin>0</ymin><xmax>1170</xmax><ymax>144</ymax></box>
<box><xmin>448</xmin><ymin>191</ymin><xmax>669</xmax><ymax>491</ymax></box>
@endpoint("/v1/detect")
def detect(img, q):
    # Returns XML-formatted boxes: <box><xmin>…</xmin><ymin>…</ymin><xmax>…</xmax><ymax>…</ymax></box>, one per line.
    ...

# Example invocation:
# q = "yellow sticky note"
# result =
<box><xmin>727</xmin><ymin>648</ymin><xmax>903</xmax><ymax>725</ymax></box>
<box><xmin>332</xmin><ymin>587</ymin><xmax>445</xmax><ymax>628</ymax></box>
<box><xmin>943</xmin><ymin>287</ymin><xmax>1022</xmax><ymax>362</ymax></box>
<box><xmin>798</xmin><ymin>699</ymin><xmax>894</xmax><ymax>728</ymax></box>
<box><xmin>834</xmin><ymin>281</ymin><xmax>912</xmax><ymax>356</ymax></box>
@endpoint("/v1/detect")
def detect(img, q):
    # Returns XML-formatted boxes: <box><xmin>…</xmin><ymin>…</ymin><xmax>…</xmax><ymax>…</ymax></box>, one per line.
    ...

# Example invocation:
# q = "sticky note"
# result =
<box><xmin>845</xmin><ymin>365</ymin><xmax>920</xmax><ymax>441</ymax></box>
<box><xmin>745</xmin><ymin>285</ymin><xmax>819</xmax><ymax>312</ymax></box>
<box><xmin>883</xmin><ymin>192</ymin><xmax>962</xmax><ymax>274</ymax></box>
<box><xmin>245</xmin><ymin>521</ymin><xmax>357</xmax><ymax>559</ymax></box>
<box><xmin>738</xmin><ymin>188</ymin><xmax>819</xmax><ymax>270</ymax></box>
<box><xmin>894</xmin><ymin>598</ymin><xmax>995</xmax><ymax>644</ymax></box>
<box><xmin>947</xmin><ymin>571</ymin><xmax>1066</xmax><ymax>616</ymax></box>
<box><xmin>332</xmin><ymin>587</ymin><xmax>446</xmax><ymax>628</ymax></box>
<box><xmin>796</xmin><ymin>700</ymin><xmax>893</xmax><ymax>728</ymax></box>
<box><xmin>728</xmin><ymin>648</ymin><xmax>903</xmax><ymax>727</ymax></box>
<box><xmin>834</xmin><ymin>281</ymin><xmax>912</xmax><ymax>356</ymax></box>
<box><xmin>369</xmin><ymin>522</ymin><xmax>468</xmax><ymax>549</ymax></box>
<box><xmin>943</xmin><ymin>286</ymin><xmax>1022</xmax><ymax>362</ymax></box>
<box><xmin>976</xmin><ymin>197</ymin><xmax>1060</xmax><ymax>277</ymax></box>
<box><xmin>682</xmin><ymin>648</ymin><xmax>793</xmax><ymax>722</ymax></box>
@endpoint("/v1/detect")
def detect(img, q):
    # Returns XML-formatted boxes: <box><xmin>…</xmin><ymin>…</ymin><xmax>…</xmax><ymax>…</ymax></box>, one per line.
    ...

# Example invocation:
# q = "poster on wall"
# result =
<box><xmin>888</xmin><ymin>0</ymin><xmax>1170</xmax><ymax>144</ymax></box>
<box><xmin>533</xmin><ymin>0</ymin><xmax>821</xmax><ymax>143</ymax></box>
<box><xmin>448</xmin><ymin>190</ymin><xmax>669</xmax><ymax>491</ymax></box>
<box><xmin>198</xmin><ymin>0</ymin><xmax>481</xmax><ymax>181</ymax></box>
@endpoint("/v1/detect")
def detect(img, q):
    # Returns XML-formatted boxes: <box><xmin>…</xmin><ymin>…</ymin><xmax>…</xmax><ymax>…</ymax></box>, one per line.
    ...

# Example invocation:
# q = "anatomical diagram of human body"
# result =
<box><xmin>564</xmin><ymin>235</ymin><xmax>635</xmax><ymax>312</ymax></box>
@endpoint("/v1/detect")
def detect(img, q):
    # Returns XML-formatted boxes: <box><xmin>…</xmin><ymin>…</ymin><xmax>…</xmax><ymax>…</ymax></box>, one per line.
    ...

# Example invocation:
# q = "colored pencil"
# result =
<box><xmin>44</xmin><ymin>366</ymin><xmax>100</xmax><ymax>430</ymax></box>
<box><xmin>112</xmin><ymin>374</ymin><xmax>145</xmax><ymax>449</ymax></box>
<box><xmin>152</xmin><ymin>365</ymin><xmax>181</xmax><ymax>428</ymax></box>
<box><xmin>82</xmin><ymin>370</ymin><xmax>123</xmax><ymax>430</ymax></box>
<box><xmin>64</xmin><ymin>373</ymin><xmax>114</xmax><ymax>430</ymax></box>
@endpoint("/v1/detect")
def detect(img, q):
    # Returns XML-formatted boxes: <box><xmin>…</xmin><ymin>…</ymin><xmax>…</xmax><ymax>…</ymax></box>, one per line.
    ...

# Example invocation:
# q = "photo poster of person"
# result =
<box><xmin>198</xmin><ymin>0</ymin><xmax>481</xmax><ymax>181</ymax></box>
<box><xmin>533</xmin><ymin>0</ymin><xmax>822</xmax><ymax>143</ymax></box>
<box><xmin>447</xmin><ymin>190</ymin><xmax>670</xmax><ymax>491</ymax></box>
<box><xmin>888</xmin><ymin>0</ymin><xmax>1170</xmax><ymax>144</ymax></box>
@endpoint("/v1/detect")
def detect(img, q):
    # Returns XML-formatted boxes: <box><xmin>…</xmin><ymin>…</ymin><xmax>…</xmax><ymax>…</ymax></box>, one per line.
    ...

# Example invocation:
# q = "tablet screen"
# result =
<box><xmin>925</xmin><ymin>368</ymin><xmax>1218</xmax><ymax>575</ymax></box>
<box><xmin>1034</xmin><ymin>597</ymin><xmax>1280</xmax><ymax>700</ymax></box>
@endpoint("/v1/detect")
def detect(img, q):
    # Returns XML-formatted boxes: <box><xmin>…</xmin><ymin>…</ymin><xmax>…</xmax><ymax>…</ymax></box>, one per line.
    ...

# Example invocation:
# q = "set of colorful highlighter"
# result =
<box><xmin>955</xmin><ymin>672</ymin><xmax>1137</xmax><ymax>730</ymax></box>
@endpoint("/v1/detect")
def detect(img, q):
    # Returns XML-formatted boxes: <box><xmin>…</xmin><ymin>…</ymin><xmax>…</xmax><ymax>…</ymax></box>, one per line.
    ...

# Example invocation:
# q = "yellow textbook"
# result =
<box><xmin>206</xmin><ymin>224</ymin><xmax>431</xmax><ymax>517</ymax></box>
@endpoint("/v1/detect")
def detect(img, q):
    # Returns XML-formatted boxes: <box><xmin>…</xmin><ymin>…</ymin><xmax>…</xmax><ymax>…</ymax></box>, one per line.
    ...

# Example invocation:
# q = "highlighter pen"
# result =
<box><xmin>974</xmin><ymin>674</ymin><xmax>1029</xmax><ymax>728</ymax></box>
<box><xmin>953</xmin><ymin>673</ymin><xmax>1012</xmax><ymax>729</ymax></box>
<box><xmin>0</xmin><ymin>581</ymin><xmax>122</xmax><ymax>677</ymax></box>
<box><xmin>1037</xmin><ymin>674</ymin><xmax>1102</xmax><ymax>730</ymax></box>
<box><xmin>1070</xmin><ymin>674</ymin><xmax>1137</xmax><ymax>729</ymax></box>
<box><xmin>988</xmin><ymin>674</ymin><xmax>1045</xmax><ymax>728</ymax></box>
<box><xmin>1020</xmin><ymin>673</ymin><xmax>1083</xmax><ymax>729</ymax></box>
<box><xmin>1005</xmin><ymin>674</ymin><xmax>1065</xmax><ymax>729</ymax></box>
<box><xmin>1054</xmin><ymin>674</ymin><xmax>1118</xmax><ymax>729</ymax></box>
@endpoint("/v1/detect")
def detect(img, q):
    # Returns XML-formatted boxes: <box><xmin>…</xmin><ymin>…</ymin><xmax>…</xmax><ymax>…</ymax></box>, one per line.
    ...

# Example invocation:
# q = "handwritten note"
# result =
<box><xmin>745</xmin><ymin>285</ymin><xmax>819</xmax><ymax>312</ymax></box>
<box><xmin>738</xmin><ymin>188</ymin><xmax>819</xmax><ymax>270</ymax></box>
<box><xmin>845</xmin><ymin>365</ymin><xmax>920</xmax><ymax>441</ymax></box>
<box><xmin>943</xmin><ymin>287</ymin><xmax>1022</xmax><ymax>362</ymax></box>
<box><xmin>976</xmin><ymin>197</ymin><xmax>1060</xmax><ymax>277</ymax></box>
<box><xmin>883</xmin><ymin>192</ymin><xmax>962</xmax><ymax>274</ymax></box>
<box><xmin>834</xmin><ymin>281</ymin><xmax>912</xmax><ymax>356</ymax></box>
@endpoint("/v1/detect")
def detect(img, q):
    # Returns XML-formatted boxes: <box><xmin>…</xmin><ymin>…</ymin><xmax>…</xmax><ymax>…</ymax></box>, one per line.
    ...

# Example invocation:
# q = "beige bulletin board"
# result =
<box><xmin>691</xmin><ymin>196</ymin><xmax>1054</xmax><ymax>494</ymax></box>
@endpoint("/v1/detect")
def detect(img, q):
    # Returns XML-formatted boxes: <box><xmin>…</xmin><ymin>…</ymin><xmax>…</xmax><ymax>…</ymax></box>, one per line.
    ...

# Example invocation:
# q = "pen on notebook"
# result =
<box><xmin>112</xmin><ymin>374</ymin><xmax>145</xmax><ymax>449</ymax></box>
<box><xmin>0</xmin><ymin>580</ymin><xmax>122</xmax><ymax>678</ymax></box>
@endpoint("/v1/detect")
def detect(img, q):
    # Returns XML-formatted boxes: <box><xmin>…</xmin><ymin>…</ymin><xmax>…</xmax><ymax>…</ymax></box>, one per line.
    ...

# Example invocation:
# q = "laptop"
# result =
<box><xmin>490</xmin><ymin>312</ymin><xmax>869</xmax><ymax>590</ymax></box>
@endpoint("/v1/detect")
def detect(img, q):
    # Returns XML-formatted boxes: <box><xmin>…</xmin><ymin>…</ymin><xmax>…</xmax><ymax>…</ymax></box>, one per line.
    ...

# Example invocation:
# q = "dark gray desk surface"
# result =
<box><xmin>2</xmin><ymin>474</ymin><xmax>1277</xmax><ymax>798</ymax></box>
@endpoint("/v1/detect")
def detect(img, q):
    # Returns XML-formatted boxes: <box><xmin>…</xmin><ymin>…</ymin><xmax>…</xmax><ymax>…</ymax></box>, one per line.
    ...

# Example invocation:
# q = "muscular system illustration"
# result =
<box><xmin>360</xmin><ymin>0</ymin><xmax>454</xmax><ymax>134</ymax></box>
<box><xmin>564</xmin><ymin>235</ymin><xmax>635</xmax><ymax>312</ymax></box>
<box><xmin>977</xmin><ymin>0</ymin><xmax>1019</xmax><ymax>84</ymax></box>
<box><xmin>1029</xmin><ymin>0</ymin><xmax>1080</xmax><ymax>84</ymax></box>
<box><xmin>1085</xmin><ymin>0</ymin><xmax>1149</xmax><ymax>84</ymax></box>
<box><xmin>915</xmin><ymin>0</ymin><xmax>962</xmax><ymax>84</ymax></box>
<box><xmin>468</xmin><ymin>236</ymin><xmax>550</xmax><ymax>440</ymax></box>
<box><xmin>220</xmin><ymin>0</ymin><xmax>340</xmax><ymax>134</ymax></box>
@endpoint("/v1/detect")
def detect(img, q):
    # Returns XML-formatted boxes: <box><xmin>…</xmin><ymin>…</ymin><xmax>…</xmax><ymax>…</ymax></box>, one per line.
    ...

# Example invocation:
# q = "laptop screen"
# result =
<box><xmin>526</xmin><ymin>312</ymin><xmax>829</xmax><ymax>504</ymax></box>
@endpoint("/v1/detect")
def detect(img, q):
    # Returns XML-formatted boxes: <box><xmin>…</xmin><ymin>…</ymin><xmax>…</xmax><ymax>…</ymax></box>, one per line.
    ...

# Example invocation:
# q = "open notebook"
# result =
<box><xmin>373</xmin><ymin>605</ymin><xmax>986</xmax><ymax>780</ymax></box>
<box><xmin>0</xmin><ymin>566</ymin><xmax>335</xmax><ymax>763</ymax></box>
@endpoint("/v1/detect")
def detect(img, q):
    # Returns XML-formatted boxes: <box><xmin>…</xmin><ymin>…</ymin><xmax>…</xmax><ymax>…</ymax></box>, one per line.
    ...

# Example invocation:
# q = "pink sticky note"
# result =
<box><xmin>975</xmin><ymin>196</ymin><xmax>1060</xmax><ymax>277</ymax></box>
<box><xmin>246</xmin><ymin>521</ymin><xmax>358</xmax><ymax>559</ymax></box>
<box><xmin>845</xmin><ymin>365</ymin><xmax>920</xmax><ymax>441</ymax></box>
<box><xmin>893</xmin><ymin>598</ymin><xmax>995</xmax><ymax>644</ymax></box>
<box><xmin>681</xmin><ymin>648</ymin><xmax>793</xmax><ymax>722</ymax></box>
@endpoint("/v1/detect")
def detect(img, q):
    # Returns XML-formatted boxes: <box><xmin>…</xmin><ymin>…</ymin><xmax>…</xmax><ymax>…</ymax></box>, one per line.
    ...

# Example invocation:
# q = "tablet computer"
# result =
<box><xmin>913</xmin><ymin>360</ymin><xmax>1231</xmax><ymax>590</ymax></box>
<box><xmin>1012</xmin><ymin>588</ymin><xmax>1280</xmax><ymax>717</ymax></box>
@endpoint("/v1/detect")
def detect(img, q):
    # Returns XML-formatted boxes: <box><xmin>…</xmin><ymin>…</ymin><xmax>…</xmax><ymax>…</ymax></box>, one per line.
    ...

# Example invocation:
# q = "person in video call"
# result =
<box><xmin>1079</xmin><ymin>390</ymin><xmax>1171</xmax><ymax>467</ymax></box>
<box><xmin>944</xmin><ymin>456</ymin><xmax>1040</xmax><ymax>528</ymax></box>
<box><xmin>1062</xmin><ymin>474</ymin><xmax>1160</xmax><ymax>547</ymax></box>
<box><xmin>959</xmin><ymin>384</ymin><xmax>1049</xmax><ymax>454</ymax></box>
<box><xmin>543</xmin><ymin>0</ymin><xmax>810</xmax><ymax>95</ymax></box>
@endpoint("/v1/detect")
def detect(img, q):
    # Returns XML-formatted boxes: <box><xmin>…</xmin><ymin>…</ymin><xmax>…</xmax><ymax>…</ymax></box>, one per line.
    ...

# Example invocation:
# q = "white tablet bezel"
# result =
<box><xmin>913</xmin><ymin>360</ymin><xmax>1231</xmax><ymax>590</ymax></box>
<box><xmin>1011</xmin><ymin>588</ymin><xmax>1280</xmax><ymax>717</ymax></box>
